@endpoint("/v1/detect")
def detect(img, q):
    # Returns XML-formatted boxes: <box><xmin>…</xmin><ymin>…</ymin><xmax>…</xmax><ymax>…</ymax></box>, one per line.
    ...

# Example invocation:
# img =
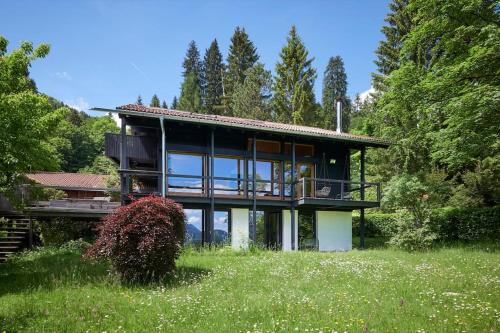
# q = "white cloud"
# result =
<box><xmin>359</xmin><ymin>87</ymin><xmax>376</xmax><ymax>103</ymax></box>
<box><xmin>65</xmin><ymin>97</ymin><xmax>89</xmax><ymax>112</ymax></box>
<box><xmin>111</xmin><ymin>112</ymin><xmax>121</xmax><ymax>127</ymax></box>
<box><xmin>55</xmin><ymin>71</ymin><xmax>72</xmax><ymax>80</ymax></box>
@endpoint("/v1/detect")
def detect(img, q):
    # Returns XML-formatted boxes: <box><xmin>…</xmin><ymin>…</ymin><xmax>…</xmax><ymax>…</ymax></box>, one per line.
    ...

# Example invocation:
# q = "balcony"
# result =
<box><xmin>120</xmin><ymin>170</ymin><xmax>381</xmax><ymax>208</ymax></box>
<box><xmin>294</xmin><ymin>177</ymin><xmax>381</xmax><ymax>208</ymax></box>
<box><xmin>105</xmin><ymin>133</ymin><xmax>157</xmax><ymax>163</ymax></box>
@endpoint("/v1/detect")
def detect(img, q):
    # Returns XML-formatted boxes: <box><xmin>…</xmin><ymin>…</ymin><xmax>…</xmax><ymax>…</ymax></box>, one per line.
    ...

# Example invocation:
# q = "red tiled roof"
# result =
<box><xmin>25</xmin><ymin>172</ymin><xmax>111</xmax><ymax>191</ymax></box>
<box><xmin>113</xmin><ymin>104</ymin><xmax>390</xmax><ymax>147</ymax></box>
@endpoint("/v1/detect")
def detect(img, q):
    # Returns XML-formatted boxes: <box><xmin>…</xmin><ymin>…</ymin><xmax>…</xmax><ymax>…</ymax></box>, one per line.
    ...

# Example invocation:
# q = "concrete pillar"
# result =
<box><xmin>282</xmin><ymin>209</ymin><xmax>298</xmax><ymax>251</ymax></box>
<box><xmin>316</xmin><ymin>211</ymin><xmax>352</xmax><ymax>251</ymax></box>
<box><xmin>231</xmin><ymin>208</ymin><xmax>249</xmax><ymax>250</ymax></box>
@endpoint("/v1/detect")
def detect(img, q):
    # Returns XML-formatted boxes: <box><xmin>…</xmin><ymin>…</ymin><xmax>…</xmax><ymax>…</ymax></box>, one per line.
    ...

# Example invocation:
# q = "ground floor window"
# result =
<box><xmin>298</xmin><ymin>210</ymin><xmax>316</xmax><ymax>250</ymax></box>
<box><xmin>213</xmin><ymin>210</ymin><xmax>230</xmax><ymax>244</ymax></box>
<box><xmin>184</xmin><ymin>209</ymin><xmax>231</xmax><ymax>245</ymax></box>
<box><xmin>184</xmin><ymin>209</ymin><xmax>203</xmax><ymax>245</ymax></box>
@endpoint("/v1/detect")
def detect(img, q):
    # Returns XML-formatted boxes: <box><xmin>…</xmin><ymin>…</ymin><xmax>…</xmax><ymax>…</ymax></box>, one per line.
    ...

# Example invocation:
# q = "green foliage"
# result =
<box><xmin>182</xmin><ymin>40</ymin><xmax>203</xmax><ymax>82</ymax></box>
<box><xmin>202</xmin><ymin>39</ymin><xmax>225</xmax><ymax>114</ymax></box>
<box><xmin>230</xmin><ymin>63</ymin><xmax>273</xmax><ymax>120</ymax></box>
<box><xmin>372</xmin><ymin>0</ymin><xmax>412</xmax><ymax>90</ymax></box>
<box><xmin>321</xmin><ymin>56</ymin><xmax>351</xmax><ymax>130</ymax></box>
<box><xmin>39</xmin><ymin>217</ymin><xmax>94</xmax><ymax>246</ymax></box>
<box><xmin>388</xmin><ymin>212</ymin><xmax>437</xmax><ymax>251</ymax></box>
<box><xmin>136</xmin><ymin>95</ymin><xmax>143</xmax><ymax>105</ymax></box>
<box><xmin>150</xmin><ymin>94</ymin><xmax>160</xmax><ymax>107</ymax></box>
<box><xmin>0</xmin><ymin>37</ymin><xmax>66</xmax><ymax>192</ymax></box>
<box><xmin>430</xmin><ymin>206</ymin><xmax>500</xmax><ymax>242</ymax></box>
<box><xmin>171</xmin><ymin>96</ymin><xmax>178</xmax><ymax>109</ymax></box>
<box><xmin>352</xmin><ymin>213</ymin><xmax>398</xmax><ymax>237</ymax></box>
<box><xmin>79</xmin><ymin>155</ymin><xmax>117</xmax><ymax>175</ymax></box>
<box><xmin>161</xmin><ymin>100</ymin><xmax>167</xmax><ymax>108</ymax></box>
<box><xmin>273</xmin><ymin>26</ymin><xmax>317</xmax><ymax>126</ymax></box>
<box><xmin>179</xmin><ymin>72</ymin><xmax>202</xmax><ymax>112</ymax></box>
<box><xmin>56</xmin><ymin>114</ymin><xmax>119</xmax><ymax>172</ymax></box>
<box><xmin>225</xmin><ymin>26</ymin><xmax>259</xmax><ymax>115</ymax></box>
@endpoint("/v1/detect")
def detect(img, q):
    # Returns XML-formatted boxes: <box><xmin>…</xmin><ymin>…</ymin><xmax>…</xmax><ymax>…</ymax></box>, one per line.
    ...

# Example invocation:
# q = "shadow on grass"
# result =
<box><xmin>0</xmin><ymin>249</ymin><xmax>211</xmax><ymax>296</ymax></box>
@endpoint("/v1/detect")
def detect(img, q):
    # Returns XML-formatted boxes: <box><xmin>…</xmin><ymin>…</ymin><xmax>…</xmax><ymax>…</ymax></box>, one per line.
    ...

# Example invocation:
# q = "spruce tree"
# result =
<box><xmin>136</xmin><ymin>95</ymin><xmax>143</xmax><ymax>105</ymax></box>
<box><xmin>273</xmin><ymin>26</ymin><xmax>317</xmax><ymax>125</ymax></box>
<box><xmin>231</xmin><ymin>63</ymin><xmax>273</xmax><ymax>121</ymax></box>
<box><xmin>182</xmin><ymin>41</ymin><xmax>202</xmax><ymax>81</ymax></box>
<box><xmin>150</xmin><ymin>94</ymin><xmax>160</xmax><ymax>107</ymax></box>
<box><xmin>202</xmin><ymin>39</ymin><xmax>225</xmax><ymax>114</ymax></box>
<box><xmin>372</xmin><ymin>0</ymin><xmax>412</xmax><ymax>90</ymax></box>
<box><xmin>178</xmin><ymin>72</ymin><xmax>202</xmax><ymax>112</ymax></box>
<box><xmin>226</xmin><ymin>27</ymin><xmax>259</xmax><ymax>114</ymax></box>
<box><xmin>322</xmin><ymin>56</ymin><xmax>351</xmax><ymax>131</ymax></box>
<box><xmin>161</xmin><ymin>100</ymin><xmax>168</xmax><ymax>108</ymax></box>
<box><xmin>180</xmin><ymin>41</ymin><xmax>204</xmax><ymax>112</ymax></box>
<box><xmin>171</xmin><ymin>96</ymin><xmax>178</xmax><ymax>109</ymax></box>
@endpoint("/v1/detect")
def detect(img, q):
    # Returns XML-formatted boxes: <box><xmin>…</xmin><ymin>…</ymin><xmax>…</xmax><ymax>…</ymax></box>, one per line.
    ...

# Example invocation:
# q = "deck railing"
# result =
<box><xmin>119</xmin><ymin>170</ymin><xmax>381</xmax><ymax>203</ymax></box>
<box><xmin>294</xmin><ymin>177</ymin><xmax>381</xmax><ymax>202</ymax></box>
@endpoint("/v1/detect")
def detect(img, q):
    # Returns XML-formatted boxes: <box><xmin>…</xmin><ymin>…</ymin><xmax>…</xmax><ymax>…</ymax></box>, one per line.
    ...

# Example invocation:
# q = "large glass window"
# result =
<box><xmin>214</xmin><ymin>157</ymin><xmax>245</xmax><ymax>195</ymax></box>
<box><xmin>284</xmin><ymin>162</ymin><xmax>315</xmax><ymax>196</ymax></box>
<box><xmin>184</xmin><ymin>209</ymin><xmax>203</xmax><ymax>245</ymax></box>
<box><xmin>248</xmin><ymin>160</ymin><xmax>281</xmax><ymax>196</ymax></box>
<box><xmin>213</xmin><ymin>211</ymin><xmax>230</xmax><ymax>244</ymax></box>
<box><xmin>167</xmin><ymin>153</ymin><xmax>205</xmax><ymax>193</ymax></box>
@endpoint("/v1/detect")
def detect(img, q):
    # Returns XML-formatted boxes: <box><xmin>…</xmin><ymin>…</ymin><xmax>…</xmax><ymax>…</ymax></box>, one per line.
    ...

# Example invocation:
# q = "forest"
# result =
<box><xmin>1</xmin><ymin>0</ymin><xmax>498</xmax><ymax>229</ymax></box>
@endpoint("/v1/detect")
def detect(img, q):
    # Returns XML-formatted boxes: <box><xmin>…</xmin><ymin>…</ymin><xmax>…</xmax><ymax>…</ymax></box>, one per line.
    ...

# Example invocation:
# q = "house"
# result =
<box><xmin>25</xmin><ymin>172</ymin><xmax>112</xmax><ymax>200</ymax></box>
<box><xmin>22</xmin><ymin>172</ymin><xmax>119</xmax><ymax>218</ymax></box>
<box><xmin>94</xmin><ymin>104</ymin><xmax>390</xmax><ymax>251</ymax></box>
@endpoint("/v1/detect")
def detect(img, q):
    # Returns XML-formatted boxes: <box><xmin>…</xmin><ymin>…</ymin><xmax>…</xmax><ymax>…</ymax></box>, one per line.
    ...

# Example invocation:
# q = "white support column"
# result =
<box><xmin>282</xmin><ymin>210</ymin><xmax>298</xmax><ymax>251</ymax></box>
<box><xmin>316</xmin><ymin>211</ymin><xmax>352</xmax><ymax>251</ymax></box>
<box><xmin>231</xmin><ymin>208</ymin><xmax>249</xmax><ymax>250</ymax></box>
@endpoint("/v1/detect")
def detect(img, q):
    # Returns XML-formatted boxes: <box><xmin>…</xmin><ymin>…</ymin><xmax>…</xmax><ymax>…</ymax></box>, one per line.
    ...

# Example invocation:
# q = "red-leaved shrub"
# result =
<box><xmin>85</xmin><ymin>196</ymin><xmax>185</xmax><ymax>282</ymax></box>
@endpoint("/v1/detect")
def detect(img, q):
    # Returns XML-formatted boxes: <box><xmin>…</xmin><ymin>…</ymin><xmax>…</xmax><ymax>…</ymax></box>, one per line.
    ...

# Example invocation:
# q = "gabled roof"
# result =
<box><xmin>25</xmin><ymin>172</ymin><xmax>112</xmax><ymax>191</ymax></box>
<box><xmin>92</xmin><ymin>104</ymin><xmax>390</xmax><ymax>148</ymax></box>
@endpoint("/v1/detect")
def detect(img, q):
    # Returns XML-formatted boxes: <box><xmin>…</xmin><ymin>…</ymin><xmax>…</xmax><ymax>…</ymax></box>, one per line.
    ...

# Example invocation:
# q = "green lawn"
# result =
<box><xmin>1</xmin><ymin>245</ymin><xmax>499</xmax><ymax>333</ymax></box>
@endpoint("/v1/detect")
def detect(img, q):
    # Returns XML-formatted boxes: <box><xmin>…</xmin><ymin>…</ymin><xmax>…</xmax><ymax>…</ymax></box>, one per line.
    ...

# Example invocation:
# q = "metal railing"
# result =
<box><xmin>119</xmin><ymin>170</ymin><xmax>381</xmax><ymax>203</ymax></box>
<box><xmin>294</xmin><ymin>177</ymin><xmax>381</xmax><ymax>202</ymax></box>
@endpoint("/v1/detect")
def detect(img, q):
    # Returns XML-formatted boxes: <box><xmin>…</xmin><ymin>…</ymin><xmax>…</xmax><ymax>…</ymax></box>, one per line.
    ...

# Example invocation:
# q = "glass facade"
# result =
<box><xmin>167</xmin><ymin>153</ymin><xmax>205</xmax><ymax>193</ymax></box>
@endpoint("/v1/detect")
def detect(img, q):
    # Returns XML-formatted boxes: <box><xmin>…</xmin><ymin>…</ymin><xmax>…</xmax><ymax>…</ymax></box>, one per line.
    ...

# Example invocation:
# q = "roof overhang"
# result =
<box><xmin>92</xmin><ymin>107</ymin><xmax>390</xmax><ymax>148</ymax></box>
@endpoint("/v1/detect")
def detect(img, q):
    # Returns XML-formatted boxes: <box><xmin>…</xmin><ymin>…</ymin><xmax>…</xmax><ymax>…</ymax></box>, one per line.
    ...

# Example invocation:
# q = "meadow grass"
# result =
<box><xmin>0</xmin><ymin>242</ymin><xmax>499</xmax><ymax>332</ymax></box>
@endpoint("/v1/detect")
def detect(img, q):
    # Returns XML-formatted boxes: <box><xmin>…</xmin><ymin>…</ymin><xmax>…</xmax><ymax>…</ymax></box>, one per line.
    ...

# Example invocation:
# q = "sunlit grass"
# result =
<box><xmin>1</xmin><ymin>244</ymin><xmax>499</xmax><ymax>332</ymax></box>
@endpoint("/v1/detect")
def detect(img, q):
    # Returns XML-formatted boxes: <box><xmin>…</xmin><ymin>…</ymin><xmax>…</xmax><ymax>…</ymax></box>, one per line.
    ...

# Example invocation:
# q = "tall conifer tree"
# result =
<box><xmin>171</xmin><ymin>96</ymin><xmax>178</xmax><ymax>109</ymax></box>
<box><xmin>161</xmin><ymin>100</ymin><xmax>168</xmax><ymax>108</ymax></box>
<box><xmin>273</xmin><ymin>26</ymin><xmax>317</xmax><ymax>125</ymax></box>
<box><xmin>136</xmin><ymin>95</ymin><xmax>143</xmax><ymax>105</ymax></box>
<box><xmin>322</xmin><ymin>56</ymin><xmax>351</xmax><ymax>131</ymax></box>
<box><xmin>226</xmin><ymin>27</ymin><xmax>259</xmax><ymax>114</ymax></box>
<box><xmin>179</xmin><ymin>72</ymin><xmax>202</xmax><ymax>112</ymax></box>
<box><xmin>179</xmin><ymin>41</ymin><xmax>203</xmax><ymax>112</ymax></box>
<box><xmin>150</xmin><ymin>94</ymin><xmax>160</xmax><ymax>107</ymax></box>
<box><xmin>372</xmin><ymin>0</ymin><xmax>412</xmax><ymax>90</ymax></box>
<box><xmin>202</xmin><ymin>39</ymin><xmax>225</xmax><ymax>114</ymax></box>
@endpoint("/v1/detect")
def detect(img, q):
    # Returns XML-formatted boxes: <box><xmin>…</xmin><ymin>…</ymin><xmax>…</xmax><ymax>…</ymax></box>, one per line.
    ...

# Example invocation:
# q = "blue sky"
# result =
<box><xmin>1</xmin><ymin>0</ymin><xmax>389</xmax><ymax>116</ymax></box>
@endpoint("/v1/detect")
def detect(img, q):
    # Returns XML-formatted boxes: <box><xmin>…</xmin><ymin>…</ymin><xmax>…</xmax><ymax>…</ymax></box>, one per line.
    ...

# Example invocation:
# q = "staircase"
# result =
<box><xmin>0</xmin><ymin>212</ymin><xmax>32</xmax><ymax>263</ymax></box>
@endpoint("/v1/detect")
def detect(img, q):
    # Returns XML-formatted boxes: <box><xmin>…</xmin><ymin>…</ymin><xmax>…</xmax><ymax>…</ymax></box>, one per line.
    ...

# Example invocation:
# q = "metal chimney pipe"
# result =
<box><xmin>336</xmin><ymin>100</ymin><xmax>342</xmax><ymax>133</ymax></box>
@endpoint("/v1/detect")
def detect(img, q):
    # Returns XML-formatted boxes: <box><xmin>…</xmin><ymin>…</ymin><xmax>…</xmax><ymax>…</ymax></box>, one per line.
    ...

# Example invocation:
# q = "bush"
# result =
<box><xmin>39</xmin><ymin>218</ymin><xmax>94</xmax><ymax>246</ymax></box>
<box><xmin>388</xmin><ymin>212</ymin><xmax>437</xmax><ymax>251</ymax></box>
<box><xmin>60</xmin><ymin>239</ymin><xmax>91</xmax><ymax>253</ymax></box>
<box><xmin>352</xmin><ymin>213</ymin><xmax>398</xmax><ymax>237</ymax></box>
<box><xmin>85</xmin><ymin>196</ymin><xmax>185</xmax><ymax>282</ymax></box>
<box><xmin>430</xmin><ymin>206</ymin><xmax>500</xmax><ymax>242</ymax></box>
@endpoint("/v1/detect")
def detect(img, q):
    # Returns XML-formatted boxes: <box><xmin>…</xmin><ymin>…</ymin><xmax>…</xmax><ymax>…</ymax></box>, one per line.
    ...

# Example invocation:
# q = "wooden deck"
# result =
<box><xmin>24</xmin><ymin>199</ymin><xmax>120</xmax><ymax>217</ymax></box>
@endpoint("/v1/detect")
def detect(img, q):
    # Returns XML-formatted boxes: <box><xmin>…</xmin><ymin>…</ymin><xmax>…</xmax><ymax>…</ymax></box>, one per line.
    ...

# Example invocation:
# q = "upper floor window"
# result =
<box><xmin>167</xmin><ymin>152</ymin><xmax>205</xmax><ymax>193</ymax></box>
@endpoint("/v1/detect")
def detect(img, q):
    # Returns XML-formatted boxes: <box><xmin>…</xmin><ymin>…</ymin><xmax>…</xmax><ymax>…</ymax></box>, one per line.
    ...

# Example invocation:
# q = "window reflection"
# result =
<box><xmin>168</xmin><ymin>153</ymin><xmax>204</xmax><ymax>193</ymax></box>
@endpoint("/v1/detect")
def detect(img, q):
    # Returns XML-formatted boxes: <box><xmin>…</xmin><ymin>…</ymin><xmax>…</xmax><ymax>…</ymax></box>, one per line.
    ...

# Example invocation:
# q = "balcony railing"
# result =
<box><xmin>294</xmin><ymin>177</ymin><xmax>381</xmax><ymax>202</ymax></box>
<box><xmin>120</xmin><ymin>170</ymin><xmax>381</xmax><ymax>204</ymax></box>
